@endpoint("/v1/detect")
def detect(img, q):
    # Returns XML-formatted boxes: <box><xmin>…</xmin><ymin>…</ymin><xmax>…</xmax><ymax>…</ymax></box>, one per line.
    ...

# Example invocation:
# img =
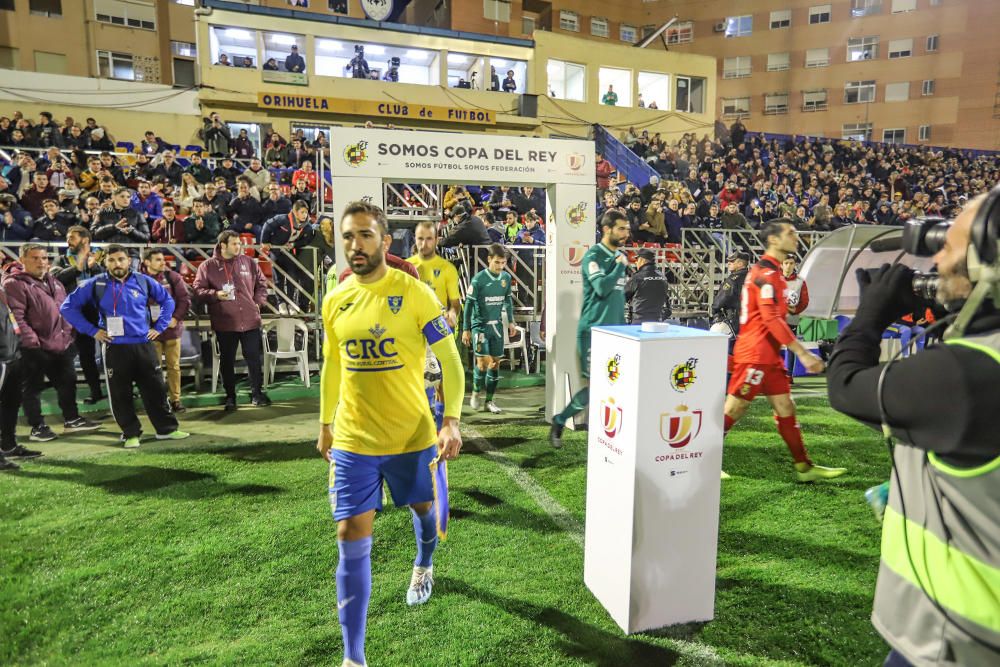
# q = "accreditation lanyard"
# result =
<box><xmin>107</xmin><ymin>279</ymin><xmax>126</xmax><ymax>337</ymax></box>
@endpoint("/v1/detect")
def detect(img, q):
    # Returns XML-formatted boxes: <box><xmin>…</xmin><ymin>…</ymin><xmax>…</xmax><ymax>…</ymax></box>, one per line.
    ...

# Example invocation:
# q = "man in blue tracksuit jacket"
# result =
<box><xmin>60</xmin><ymin>243</ymin><xmax>189</xmax><ymax>448</ymax></box>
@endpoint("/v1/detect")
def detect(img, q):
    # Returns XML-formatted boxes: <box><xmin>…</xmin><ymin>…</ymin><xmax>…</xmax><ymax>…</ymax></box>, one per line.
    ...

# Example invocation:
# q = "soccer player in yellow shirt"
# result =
<box><xmin>317</xmin><ymin>202</ymin><xmax>465</xmax><ymax>667</ymax></box>
<box><xmin>407</xmin><ymin>221</ymin><xmax>462</xmax><ymax>328</ymax></box>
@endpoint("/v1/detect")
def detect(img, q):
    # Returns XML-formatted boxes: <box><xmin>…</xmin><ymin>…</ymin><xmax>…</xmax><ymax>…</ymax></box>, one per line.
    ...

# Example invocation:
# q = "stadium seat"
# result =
<box><xmin>262</xmin><ymin>318</ymin><xmax>310</xmax><ymax>388</ymax></box>
<box><xmin>178</xmin><ymin>329</ymin><xmax>205</xmax><ymax>392</ymax></box>
<box><xmin>527</xmin><ymin>320</ymin><xmax>545</xmax><ymax>374</ymax></box>
<box><xmin>501</xmin><ymin>312</ymin><xmax>530</xmax><ymax>373</ymax></box>
<box><xmin>240</xmin><ymin>234</ymin><xmax>257</xmax><ymax>256</ymax></box>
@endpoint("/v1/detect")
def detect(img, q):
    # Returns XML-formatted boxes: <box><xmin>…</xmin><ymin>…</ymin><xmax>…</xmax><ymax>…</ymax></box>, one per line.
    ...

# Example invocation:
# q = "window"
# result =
<box><xmin>29</xmin><ymin>0</ymin><xmax>61</xmax><ymax>16</ymax></box>
<box><xmin>262</xmin><ymin>32</ymin><xmax>308</xmax><ymax>74</ymax></box>
<box><xmin>843</xmin><ymin>123</ymin><xmax>873</xmax><ymax>141</ymax></box>
<box><xmin>209</xmin><ymin>26</ymin><xmax>258</xmax><ymax>68</ymax></box>
<box><xmin>171</xmin><ymin>41</ymin><xmax>196</xmax><ymax>58</ymax></box>
<box><xmin>175</xmin><ymin>0</ymin><xmax>195</xmax><ymax>5</ymax></box>
<box><xmin>0</xmin><ymin>46</ymin><xmax>17</xmax><ymax>69</ymax></box>
<box><xmin>852</xmin><ymin>0</ymin><xmax>881</xmax><ymax>18</ymax></box>
<box><xmin>725</xmin><ymin>15</ymin><xmax>752</xmax><ymax>37</ymax></box>
<box><xmin>723</xmin><ymin>56</ymin><xmax>751</xmax><ymax>79</ymax></box>
<box><xmin>0</xmin><ymin>0</ymin><xmax>13</xmax><ymax>10</ymax></box>
<box><xmin>888</xmin><ymin>38</ymin><xmax>913</xmax><ymax>59</ymax></box>
<box><xmin>922</xmin><ymin>79</ymin><xmax>935</xmax><ymax>95</ymax></box>
<box><xmin>803</xmin><ymin>89</ymin><xmax>828</xmax><ymax>111</ymax></box>
<box><xmin>522</xmin><ymin>16</ymin><xmax>535</xmax><ymax>34</ymax></box>
<box><xmin>809</xmin><ymin>4</ymin><xmax>831</xmax><ymax>24</ymax></box>
<box><xmin>930</xmin><ymin>0</ymin><xmax>941</xmax><ymax>5</ymax></box>
<box><xmin>885</xmin><ymin>82</ymin><xmax>910</xmax><ymax>102</ymax></box>
<box><xmin>883</xmin><ymin>128</ymin><xmax>906</xmax><ymax>144</ymax></box>
<box><xmin>97</xmin><ymin>50</ymin><xmax>137</xmax><ymax>80</ymax></box>
<box><xmin>638</xmin><ymin>71</ymin><xmax>670</xmax><ymax>110</ymax></box>
<box><xmin>329</xmin><ymin>0</ymin><xmax>349</xmax><ymax>14</ymax></box>
<box><xmin>95</xmin><ymin>0</ymin><xmax>156</xmax><ymax>30</ymax></box>
<box><xmin>34</xmin><ymin>51</ymin><xmax>66</xmax><ymax>74</ymax></box>
<box><xmin>675</xmin><ymin>75</ymin><xmax>706</xmax><ymax>113</ymax></box>
<box><xmin>620</xmin><ymin>24</ymin><xmax>638</xmax><ymax>43</ymax></box>
<box><xmin>599</xmin><ymin>67</ymin><xmax>632</xmax><ymax>106</ymax></box>
<box><xmin>848</xmin><ymin>36</ymin><xmax>879</xmax><ymax>61</ymax></box>
<box><xmin>767</xmin><ymin>53</ymin><xmax>790</xmax><ymax>71</ymax></box>
<box><xmin>665</xmin><ymin>21</ymin><xmax>693</xmax><ymax>43</ymax></box>
<box><xmin>805</xmin><ymin>47</ymin><xmax>830</xmax><ymax>67</ymax></box>
<box><xmin>591</xmin><ymin>17</ymin><xmax>609</xmax><ymax>38</ymax></box>
<box><xmin>722</xmin><ymin>97</ymin><xmax>750</xmax><ymax>117</ymax></box>
<box><xmin>547</xmin><ymin>59</ymin><xmax>585</xmax><ymax>101</ymax></box>
<box><xmin>926</xmin><ymin>34</ymin><xmax>939</xmax><ymax>52</ymax></box>
<box><xmin>919</xmin><ymin>125</ymin><xmax>931</xmax><ymax>141</ymax></box>
<box><xmin>764</xmin><ymin>93</ymin><xmax>789</xmax><ymax>115</ymax></box>
<box><xmin>559</xmin><ymin>10</ymin><xmax>578</xmax><ymax>32</ymax></box>
<box><xmin>483</xmin><ymin>0</ymin><xmax>510</xmax><ymax>22</ymax></box>
<box><xmin>229</xmin><ymin>122</ymin><xmax>263</xmax><ymax>157</ymax></box>
<box><xmin>769</xmin><ymin>9</ymin><xmax>791</xmax><ymax>29</ymax></box>
<box><xmin>845</xmin><ymin>80</ymin><xmax>876</xmax><ymax>103</ymax></box>
<box><xmin>891</xmin><ymin>0</ymin><xmax>916</xmax><ymax>13</ymax></box>
<box><xmin>173</xmin><ymin>58</ymin><xmax>196</xmax><ymax>87</ymax></box>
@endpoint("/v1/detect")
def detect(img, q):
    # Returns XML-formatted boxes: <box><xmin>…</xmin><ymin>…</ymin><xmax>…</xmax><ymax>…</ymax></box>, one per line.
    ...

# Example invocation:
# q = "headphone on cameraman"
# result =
<box><xmin>966</xmin><ymin>184</ymin><xmax>1000</xmax><ymax>280</ymax></box>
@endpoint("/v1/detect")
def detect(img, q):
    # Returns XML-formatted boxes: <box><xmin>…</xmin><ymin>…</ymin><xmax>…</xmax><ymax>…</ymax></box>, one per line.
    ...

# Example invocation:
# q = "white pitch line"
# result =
<box><xmin>461</xmin><ymin>423</ymin><xmax>723</xmax><ymax>665</ymax></box>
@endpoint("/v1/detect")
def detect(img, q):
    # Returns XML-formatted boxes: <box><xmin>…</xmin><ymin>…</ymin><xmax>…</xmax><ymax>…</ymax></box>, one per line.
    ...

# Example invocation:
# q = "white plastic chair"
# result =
<box><xmin>501</xmin><ymin>313</ymin><xmax>530</xmax><ymax>373</ymax></box>
<box><xmin>263</xmin><ymin>318</ymin><xmax>311</xmax><ymax>388</ymax></box>
<box><xmin>527</xmin><ymin>320</ymin><xmax>545</xmax><ymax>374</ymax></box>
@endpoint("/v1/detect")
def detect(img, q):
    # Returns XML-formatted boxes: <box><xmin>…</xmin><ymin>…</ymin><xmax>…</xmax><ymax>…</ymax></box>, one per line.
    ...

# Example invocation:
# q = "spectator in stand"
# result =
<box><xmin>262</xmin><ymin>182</ymin><xmax>292</xmax><ymax>219</ymax></box>
<box><xmin>232</xmin><ymin>129</ymin><xmax>255</xmax><ymax>160</ymax></box>
<box><xmin>142</xmin><ymin>248</ymin><xmax>190</xmax><ymax>413</ymax></box>
<box><xmin>32</xmin><ymin>199</ymin><xmax>74</xmax><ymax>242</ymax></box>
<box><xmin>186</xmin><ymin>153</ymin><xmax>213</xmax><ymax>184</ymax></box>
<box><xmin>226</xmin><ymin>179</ymin><xmax>265</xmax><ymax>239</ymax></box>
<box><xmin>497</xmin><ymin>210</ymin><xmax>521</xmax><ymax>243</ymax></box>
<box><xmin>874</xmin><ymin>201</ymin><xmax>897</xmax><ymax>226</ymax></box>
<box><xmin>79</xmin><ymin>156</ymin><xmax>104</xmax><ymax>193</ymax></box>
<box><xmin>203</xmin><ymin>180</ymin><xmax>229</xmax><ymax>219</ymax></box>
<box><xmin>261</xmin><ymin>200</ymin><xmax>315</xmax><ymax>313</ymax></box>
<box><xmin>719</xmin><ymin>181</ymin><xmax>743</xmax><ymax>210</ymax></box>
<box><xmin>602</xmin><ymin>85</ymin><xmax>618</xmax><ymax>106</ymax></box>
<box><xmin>263</xmin><ymin>58</ymin><xmax>279</xmax><ymax>71</ymax></box>
<box><xmin>200</xmin><ymin>113</ymin><xmax>231</xmax><ymax>157</ymax></box>
<box><xmin>151</xmin><ymin>201</ymin><xmax>184</xmax><ymax>244</ymax></box>
<box><xmin>3</xmin><ymin>243</ymin><xmax>100</xmax><ymax>442</ymax></box>
<box><xmin>1</xmin><ymin>196</ymin><xmax>31</xmax><ymax>243</ymax></box>
<box><xmin>193</xmin><ymin>230</ymin><xmax>271</xmax><ymax>411</ymax></box>
<box><xmin>49</xmin><ymin>226</ymin><xmax>103</xmax><ymax>403</ymax></box>
<box><xmin>94</xmin><ymin>176</ymin><xmax>117</xmax><ymax>204</ymax></box>
<box><xmin>625</xmin><ymin>197</ymin><xmax>654</xmax><ymax>243</ymax></box>
<box><xmin>140</xmin><ymin>130</ymin><xmax>169</xmax><ymax>157</ymax></box>
<box><xmin>512</xmin><ymin>186</ymin><xmax>545</xmax><ymax>218</ymax></box>
<box><xmin>130</xmin><ymin>179</ymin><xmax>164</xmax><ymax>224</ymax></box>
<box><xmin>242</xmin><ymin>157</ymin><xmax>270</xmax><ymax>194</ymax></box>
<box><xmin>721</xmin><ymin>201</ymin><xmax>751</xmax><ymax>230</ymax></box>
<box><xmin>177</xmin><ymin>172</ymin><xmax>204</xmax><ymax>213</ymax></box>
<box><xmin>502</xmin><ymin>70</ymin><xmax>517</xmax><ymax>93</ymax></box>
<box><xmin>98</xmin><ymin>152</ymin><xmax>126</xmax><ymax>185</ymax></box>
<box><xmin>830</xmin><ymin>203</ymin><xmax>853</xmax><ymax>229</ymax></box>
<box><xmin>213</xmin><ymin>156</ymin><xmax>241</xmax><ymax>190</ymax></box>
<box><xmin>20</xmin><ymin>172</ymin><xmax>58</xmax><ymax>219</ymax></box>
<box><xmin>216</xmin><ymin>54</ymin><xmax>232</xmax><ymax>66</ymax></box>
<box><xmin>729</xmin><ymin>119</ymin><xmax>747</xmax><ymax>148</ymax></box>
<box><xmin>35</xmin><ymin>112</ymin><xmax>64</xmax><ymax>148</ymax></box>
<box><xmin>94</xmin><ymin>188</ymin><xmax>149</xmax><ymax>250</ymax></box>
<box><xmin>811</xmin><ymin>194</ymin><xmax>832</xmax><ymax>229</ymax></box>
<box><xmin>132</xmin><ymin>154</ymin><xmax>156</xmax><ymax>183</ymax></box>
<box><xmin>285</xmin><ymin>45</ymin><xmax>306</xmax><ymax>73</ymax></box>
<box><xmin>595</xmin><ymin>152</ymin><xmax>614</xmax><ymax>192</ymax></box>
<box><xmin>152</xmin><ymin>151</ymin><xmax>184</xmax><ymax>188</ymax></box>
<box><xmin>185</xmin><ymin>198</ymin><xmax>222</xmax><ymax>247</ymax></box>
<box><xmin>645</xmin><ymin>199</ymin><xmax>668</xmax><ymax>241</ymax></box>
<box><xmin>516</xmin><ymin>212</ymin><xmax>545</xmax><ymax>245</ymax></box>
<box><xmin>89</xmin><ymin>127</ymin><xmax>114</xmax><ymax>152</ymax></box>
<box><xmin>292</xmin><ymin>160</ymin><xmax>318</xmax><ymax>192</ymax></box>
<box><xmin>440</xmin><ymin>203</ymin><xmax>491</xmax><ymax>248</ymax></box>
<box><xmin>488</xmin><ymin>185</ymin><xmax>514</xmax><ymax>210</ymax></box>
<box><xmin>662</xmin><ymin>197</ymin><xmax>685</xmax><ymax>242</ymax></box>
<box><xmin>64</xmin><ymin>124</ymin><xmax>88</xmax><ymax>150</ymax></box>
<box><xmin>78</xmin><ymin>195</ymin><xmax>102</xmax><ymax>229</ymax></box>
<box><xmin>265</xmin><ymin>135</ymin><xmax>289</xmax><ymax>168</ymax></box>
<box><xmin>284</xmin><ymin>138</ymin><xmax>311</xmax><ymax>169</ymax></box>
<box><xmin>284</xmin><ymin>177</ymin><xmax>313</xmax><ymax>214</ymax></box>
<box><xmin>45</xmin><ymin>154</ymin><xmax>74</xmax><ymax>190</ymax></box>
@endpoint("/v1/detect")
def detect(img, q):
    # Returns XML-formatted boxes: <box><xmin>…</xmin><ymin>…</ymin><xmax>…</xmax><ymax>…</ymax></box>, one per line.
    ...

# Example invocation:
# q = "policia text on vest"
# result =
<box><xmin>827</xmin><ymin>264</ymin><xmax>1000</xmax><ymax>667</ymax></box>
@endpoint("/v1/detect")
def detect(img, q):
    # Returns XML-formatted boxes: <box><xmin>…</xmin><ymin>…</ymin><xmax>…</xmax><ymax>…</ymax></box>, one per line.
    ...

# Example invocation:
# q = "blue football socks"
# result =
<box><xmin>336</xmin><ymin>537</ymin><xmax>372</xmax><ymax>665</ymax></box>
<box><xmin>411</xmin><ymin>507</ymin><xmax>438</xmax><ymax>568</ymax></box>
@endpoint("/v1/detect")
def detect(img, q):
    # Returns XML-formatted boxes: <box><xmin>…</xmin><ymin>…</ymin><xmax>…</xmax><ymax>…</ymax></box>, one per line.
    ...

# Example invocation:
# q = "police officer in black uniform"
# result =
<box><xmin>625</xmin><ymin>248</ymin><xmax>671</xmax><ymax>324</ymax></box>
<box><xmin>711</xmin><ymin>250</ymin><xmax>749</xmax><ymax>337</ymax></box>
<box><xmin>828</xmin><ymin>190</ymin><xmax>1000</xmax><ymax>667</ymax></box>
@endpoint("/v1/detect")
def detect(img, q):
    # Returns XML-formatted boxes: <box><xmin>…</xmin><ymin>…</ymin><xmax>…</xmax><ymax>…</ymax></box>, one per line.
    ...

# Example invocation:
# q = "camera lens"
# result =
<box><xmin>912</xmin><ymin>271</ymin><xmax>939</xmax><ymax>301</ymax></box>
<box><xmin>903</xmin><ymin>217</ymin><xmax>951</xmax><ymax>257</ymax></box>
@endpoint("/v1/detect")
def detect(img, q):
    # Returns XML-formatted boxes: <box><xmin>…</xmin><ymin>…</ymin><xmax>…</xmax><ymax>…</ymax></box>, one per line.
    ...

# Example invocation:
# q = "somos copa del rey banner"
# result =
<box><xmin>328</xmin><ymin>128</ymin><xmax>594</xmax><ymax>186</ymax></box>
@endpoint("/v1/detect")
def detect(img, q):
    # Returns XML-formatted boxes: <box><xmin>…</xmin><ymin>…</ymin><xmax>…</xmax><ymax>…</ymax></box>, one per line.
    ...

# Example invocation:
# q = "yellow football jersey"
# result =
<box><xmin>406</xmin><ymin>253</ymin><xmax>461</xmax><ymax>310</ymax></box>
<box><xmin>321</xmin><ymin>269</ymin><xmax>450</xmax><ymax>456</ymax></box>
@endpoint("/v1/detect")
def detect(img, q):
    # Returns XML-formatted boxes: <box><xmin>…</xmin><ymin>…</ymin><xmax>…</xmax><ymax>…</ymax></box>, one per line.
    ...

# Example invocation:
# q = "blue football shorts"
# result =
<box><xmin>328</xmin><ymin>444</ymin><xmax>437</xmax><ymax>521</ymax></box>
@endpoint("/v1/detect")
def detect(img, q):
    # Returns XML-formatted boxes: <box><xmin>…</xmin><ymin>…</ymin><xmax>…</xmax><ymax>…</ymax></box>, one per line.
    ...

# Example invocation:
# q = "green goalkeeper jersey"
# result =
<box><xmin>578</xmin><ymin>242</ymin><xmax>627</xmax><ymax>332</ymax></box>
<box><xmin>463</xmin><ymin>269</ymin><xmax>514</xmax><ymax>331</ymax></box>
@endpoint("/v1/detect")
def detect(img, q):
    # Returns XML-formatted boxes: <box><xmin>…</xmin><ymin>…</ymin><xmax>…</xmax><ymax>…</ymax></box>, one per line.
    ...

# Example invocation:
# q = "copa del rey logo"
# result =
<box><xmin>564</xmin><ymin>241</ymin><xmax>590</xmax><ymax>267</ymax></box>
<box><xmin>601</xmin><ymin>398</ymin><xmax>622</xmax><ymax>438</ymax></box>
<box><xmin>660</xmin><ymin>405</ymin><xmax>703</xmax><ymax>448</ymax></box>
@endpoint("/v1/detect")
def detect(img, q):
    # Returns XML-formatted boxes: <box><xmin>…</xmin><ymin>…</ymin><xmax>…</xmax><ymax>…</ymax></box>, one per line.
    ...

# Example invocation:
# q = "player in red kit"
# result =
<box><xmin>724</xmin><ymin>219</ymin><xmax>847</xmax><ymax>482</ymax></box>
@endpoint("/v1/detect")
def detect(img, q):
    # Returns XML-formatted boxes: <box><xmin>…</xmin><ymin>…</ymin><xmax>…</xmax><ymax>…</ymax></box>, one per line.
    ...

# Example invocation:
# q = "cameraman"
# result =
<box><xmin>828</xmin><ymin>192</ymin><xmax>1000</xmax><ymax>667</ymax></box>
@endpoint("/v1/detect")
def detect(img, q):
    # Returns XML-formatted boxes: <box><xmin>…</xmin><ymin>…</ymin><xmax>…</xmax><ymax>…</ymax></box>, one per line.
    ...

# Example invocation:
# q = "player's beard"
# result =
<box><xmin>351</xmin><ymin>247</ymin><xmax>384</xmax><ymax>276</ymax></box>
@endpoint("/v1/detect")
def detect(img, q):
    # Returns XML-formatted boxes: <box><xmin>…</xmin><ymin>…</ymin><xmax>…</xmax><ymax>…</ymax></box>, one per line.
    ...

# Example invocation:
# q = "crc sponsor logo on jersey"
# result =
<box><xmin>344</xmin><ymin>141</ymin><xmax>369</xmax><ymax>167</ymax></box>
<box><xmin>670</xmin><ymin>357</ymin><xmax>698</xmax><ymax>392</ymax></box>
<box><xmin>606</xmin><ymin>354</ymin><xmax>621</xmax><ymax>384</ymax></box>
<box><xmin>565</xmin><ymin>202</ymin><xmax>587</xmax><ymax>228</ymax></box>
<box><xmin>344</xmin><ymin>323</ymin><xmax>399</xmax><ymax>369</ymax></box>
<box><xmin>597</xmin><ymin>397</ymin><xmax>623</xmax><ymax>456</ymax></box>
<box><xmin>659</xmin><ymin>405</ymin><xmax>702</xmax><ymax>448</ymax></box>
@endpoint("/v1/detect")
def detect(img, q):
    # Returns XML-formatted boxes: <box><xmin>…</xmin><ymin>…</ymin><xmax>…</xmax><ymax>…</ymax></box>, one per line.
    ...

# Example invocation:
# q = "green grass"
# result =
<box><xmin>1</xmin><ymin>386</ymin><xmax>892</xmax><ymax>666</ymax></box>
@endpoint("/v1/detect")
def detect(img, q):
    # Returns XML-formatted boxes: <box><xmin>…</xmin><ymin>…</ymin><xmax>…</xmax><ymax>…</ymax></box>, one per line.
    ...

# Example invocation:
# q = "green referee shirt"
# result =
<box><xmin>463</xmin><ymin>268</ymin><xmax>514</xmax><ymax>331</ymax></box>
<box><xmin>578</xmin><ymin>242</ymin><xmax>627</xmax><ymax>332</ymax></box>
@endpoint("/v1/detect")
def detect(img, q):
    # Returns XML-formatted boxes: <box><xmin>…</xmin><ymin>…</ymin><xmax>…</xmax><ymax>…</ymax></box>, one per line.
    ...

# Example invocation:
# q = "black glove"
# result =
<box><xmin>854</xmin><ymin>263</ymin><xmax>923</xmax><ymax>328</ymax></box>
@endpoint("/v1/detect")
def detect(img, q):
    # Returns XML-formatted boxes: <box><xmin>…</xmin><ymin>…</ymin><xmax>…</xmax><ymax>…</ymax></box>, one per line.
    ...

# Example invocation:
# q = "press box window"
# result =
<box><xmin>637</xmin><ymin>71</ymin><xmax>669</xmax><ymax>110</ymax></box>
<box><xmin>599</xmin><ymin>67</ymin><xmax>632</xmax><ymax>106</ymax></box>
<box><xmin>675</xmin><ymin>76</ymin><xmax>706</xmax><ymax>113</ymax></box>
<box><xmin>210</xmin><ymin>26</ymin><xmax>258</xmax><ymax>67</ymax></box>
<box><xmin>547</xmin><ymin>59</ymin><xmax>585</xmax><ymax>101</ymax></box>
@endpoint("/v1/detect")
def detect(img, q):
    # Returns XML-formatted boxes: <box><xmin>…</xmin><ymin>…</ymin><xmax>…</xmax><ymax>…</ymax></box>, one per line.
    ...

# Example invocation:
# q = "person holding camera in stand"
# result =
<box><xmin>827</xmin><ymin>190</ymin><xmax>1000</xmax><ymax>667</ymax></box>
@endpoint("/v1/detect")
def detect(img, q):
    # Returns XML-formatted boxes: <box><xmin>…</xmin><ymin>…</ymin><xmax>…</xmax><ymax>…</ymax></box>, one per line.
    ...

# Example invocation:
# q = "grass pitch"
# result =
<box><xmin>1</xmin><ymin>384</ymin><xmax>891</xmax><ymax>666</ymax></box>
